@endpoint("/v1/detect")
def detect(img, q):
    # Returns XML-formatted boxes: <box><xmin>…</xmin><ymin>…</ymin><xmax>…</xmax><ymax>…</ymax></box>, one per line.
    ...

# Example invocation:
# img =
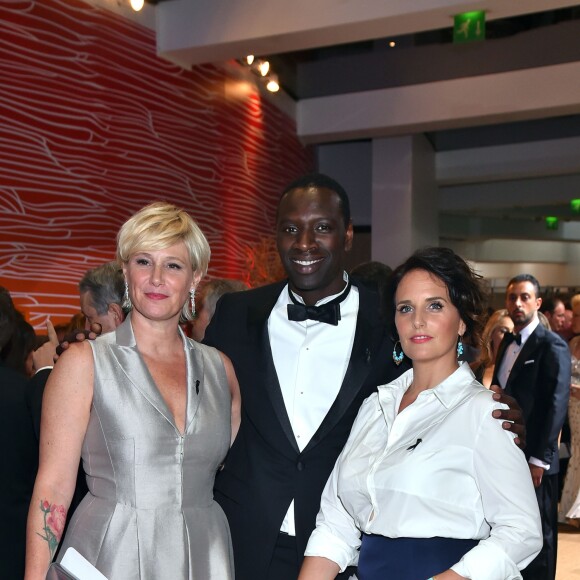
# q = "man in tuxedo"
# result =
<box><xmin>493</xmin><ymin>274</ymin><xmax>570</xmax><ymax>580</ymax></box>
<box><xmin>205</xmin><ymin>173</ymin><xmax>525</xmax><ymax>580</ymax></box>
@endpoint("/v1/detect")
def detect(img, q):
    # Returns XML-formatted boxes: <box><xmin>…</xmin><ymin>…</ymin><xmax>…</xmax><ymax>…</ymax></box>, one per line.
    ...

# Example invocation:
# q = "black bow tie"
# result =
<box><xmin>287</xmin><ymin>282</ymin><xmax>351</xmax><ymax>326</ymax></box>
<box><xmin>506</xmin><ymin>333</ymin><xmax>522</xmax><ymax>346</ymax></box>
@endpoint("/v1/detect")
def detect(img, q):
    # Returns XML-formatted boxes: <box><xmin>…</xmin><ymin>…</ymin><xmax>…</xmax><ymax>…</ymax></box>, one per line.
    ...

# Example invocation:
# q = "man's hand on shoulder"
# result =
<box><xmin>32</xmin><ymin>319</ymin><xmax>59</xmax><ymax>370</ymax></box>
<box><xmin>489</xmin><ymin>384</ymin><xmax>526</xmax><ymax>449</ymax></box>
<box><xmin>55</xmin><ymin>322</ymin><xmax>102</xmax><ymax>358</ymax></box>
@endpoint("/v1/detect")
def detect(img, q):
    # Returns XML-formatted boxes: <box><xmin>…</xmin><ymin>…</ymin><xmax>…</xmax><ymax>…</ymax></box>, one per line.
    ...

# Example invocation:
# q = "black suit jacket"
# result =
<box><xmin>204</xmin><ymin>280</ymin><xmax>405</xmax><ymax>579</ymax></box>
<box><xmin>492</xmin><ymin>323</ymin><xmax>570</xmax><ymax>473</ymax></box>
<box><xmin>0</xmin><ymin>364</ymin><xmax>39</xmax><ymax>580</ymax></box>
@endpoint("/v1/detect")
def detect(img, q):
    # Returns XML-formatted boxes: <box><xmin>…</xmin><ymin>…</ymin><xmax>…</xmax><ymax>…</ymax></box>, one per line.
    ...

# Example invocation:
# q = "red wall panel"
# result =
<box><xmin>0</xmin><ymin>0</ymin><xmax>313</xmax><ymax>327</ymax></box>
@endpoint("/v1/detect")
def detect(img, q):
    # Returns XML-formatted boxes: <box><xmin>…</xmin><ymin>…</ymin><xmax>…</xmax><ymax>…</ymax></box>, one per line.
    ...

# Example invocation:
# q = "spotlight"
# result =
<box><xmin>389</xmin><ymin>41</ymin><xmax>396</xmax><ymax>47</ymax></box>
<box><xmin>130</xmin><ymin>0</ymin><xmax>144</xmax><ymax>11</ymax></box>
<box><xmin>266</xmin><ymin>75</ymin><xmax>280</xmax><ymax>93</ymax></box>
<box><xmin>257</xmin><ymin>60</ymin><xmax>270</xmax><ymax>77</ymax></box>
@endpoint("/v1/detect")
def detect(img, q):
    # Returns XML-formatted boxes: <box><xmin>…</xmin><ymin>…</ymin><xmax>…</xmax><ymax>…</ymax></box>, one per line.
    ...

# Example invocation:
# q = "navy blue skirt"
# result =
<box><xmin>357</xmin><ymin>534</ymin><xmax>478</xmax><ymax>580</ymax></box>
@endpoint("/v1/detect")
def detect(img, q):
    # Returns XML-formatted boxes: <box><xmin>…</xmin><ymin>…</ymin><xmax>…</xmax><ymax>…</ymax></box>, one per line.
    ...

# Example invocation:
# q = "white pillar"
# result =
<box><xmin>371</xmin><ymin>135</ymin><xmax>438</xmax><ymax>269</ymax></box>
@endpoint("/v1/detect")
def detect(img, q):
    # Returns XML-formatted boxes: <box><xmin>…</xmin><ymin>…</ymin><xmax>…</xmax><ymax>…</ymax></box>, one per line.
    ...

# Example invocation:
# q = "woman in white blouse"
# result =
<box><xmin>298</xmin><ymin>247</ymin><xmax>542</xmax><ymax>580</ymax></box>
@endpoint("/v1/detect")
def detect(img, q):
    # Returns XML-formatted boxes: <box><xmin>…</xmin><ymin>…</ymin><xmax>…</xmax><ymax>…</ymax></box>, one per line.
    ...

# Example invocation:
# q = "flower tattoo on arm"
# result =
<box><xmin>37</xmin><ymin>500</ymin><xmax>67</xmax><ymax>559</ymax></box>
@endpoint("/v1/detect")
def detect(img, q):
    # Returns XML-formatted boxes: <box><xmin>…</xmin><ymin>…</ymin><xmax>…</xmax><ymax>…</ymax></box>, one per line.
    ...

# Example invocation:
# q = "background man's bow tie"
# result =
<box><xmin>505</xmin><ymin>332</ymin><xmax>522</xmax><ymax>346</ymax></box>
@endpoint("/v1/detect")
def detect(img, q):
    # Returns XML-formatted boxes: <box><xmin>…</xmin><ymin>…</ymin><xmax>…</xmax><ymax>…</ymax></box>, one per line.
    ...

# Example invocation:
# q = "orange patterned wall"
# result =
<box><xmin>0</xmin><ymin>0</ymin><xmax>313</xmax><ymax>328</ymax></box>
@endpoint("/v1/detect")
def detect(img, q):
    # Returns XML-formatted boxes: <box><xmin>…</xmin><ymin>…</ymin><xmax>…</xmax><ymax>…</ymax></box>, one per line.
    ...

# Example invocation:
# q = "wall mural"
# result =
<box><xmin>0</xmin><ymin>0</ymin><xmax>313</xmax><ymax>328</ymax></box>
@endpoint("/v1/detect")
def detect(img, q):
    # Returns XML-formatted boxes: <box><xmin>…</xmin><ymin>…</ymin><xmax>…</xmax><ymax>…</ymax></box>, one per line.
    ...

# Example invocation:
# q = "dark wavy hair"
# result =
<box><xmin>386</xmin><ymin>247</ymin><xmax>488</xmax><ymax>346</ymax></box>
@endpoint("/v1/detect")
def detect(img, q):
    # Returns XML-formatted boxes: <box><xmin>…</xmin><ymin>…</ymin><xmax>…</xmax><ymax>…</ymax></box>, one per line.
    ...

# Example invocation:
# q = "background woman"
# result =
<box><xmin>25</xmin><ymin>202</ymin><xmax>240</xmax><ymax>579</ymax></box>
<box><xmin>298</xmin><ymin>247</ymin><xmax>541</xmax><ymax>580</ymax></box>
<box><xmin>470</xmin><ymin>309</ymin><xmax>514</xmax><ymax>387</ymax></box>
<box><xmin>559</xmin><ymin>293</ymin><xmax>580</xmax><ymax>527</ymax></box>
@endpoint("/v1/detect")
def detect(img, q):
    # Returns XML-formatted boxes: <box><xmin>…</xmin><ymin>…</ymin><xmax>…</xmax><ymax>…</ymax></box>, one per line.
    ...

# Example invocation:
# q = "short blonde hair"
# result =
<box><xmin>117</xmin><ymin>202</ymin><xmax>210</xmax><ymax>321</ymax></box>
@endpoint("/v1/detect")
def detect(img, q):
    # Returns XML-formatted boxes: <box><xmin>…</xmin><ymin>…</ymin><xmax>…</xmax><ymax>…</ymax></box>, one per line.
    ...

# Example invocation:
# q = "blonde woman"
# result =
<box><xmin>470</xmin><ymin>309</ymin><xmax>514</xmax><ymax>387</ymax></box>
<box><xmin>25</xmin><ymin>202</ymin><xmax>240</xmax><ymax>579</ymax></box>
<box><xmin>559</xmin><ymin>294</ymin><xmax>580</xmax><ymax>527</ymax></box>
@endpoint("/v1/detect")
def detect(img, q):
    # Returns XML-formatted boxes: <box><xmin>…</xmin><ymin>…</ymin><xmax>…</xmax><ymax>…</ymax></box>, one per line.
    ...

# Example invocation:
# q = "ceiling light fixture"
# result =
<box><xmin>257</xmin><ymin>60</ymin><xmax>270</xmax><ymax>77</ymax></box>
<box><xmin>130</xmin><ymin>0</ymin><xmax>145</xmax><ymax>11</ymax></box>
<box><xmin>389</xmin><ymin>41</ymin><xmax>396</xmax><ymax>47</ymax></box>
<box><xmin>266</xmin><ymin>75</ymin><xmax>280</xmax><ymax>93</ymax></box>
<box><xmin>238</xmin><ymin>56</ymin><xmax>280</xmax><ymax>95</ymax></box>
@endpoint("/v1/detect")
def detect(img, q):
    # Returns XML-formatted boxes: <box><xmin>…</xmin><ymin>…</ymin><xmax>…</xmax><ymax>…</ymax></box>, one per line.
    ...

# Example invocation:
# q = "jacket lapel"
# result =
<box><xmin>110</xmin><ymin>314</ymin><xmax>196</xmax><ymax>435</ymax></box>
<box><xmin>506</xmin><ymin>325</ymin><xmax>541</xmax><ymax>391</ymax></box>
<box><xmin>247</xmin><ymin>282</ymin><xmax>300</xmax><ymax>453</ymax></box>
<box><xmin>183</xmin><ymin>337</ymin><xmax>203</xmax><ymax>433</ymax></box>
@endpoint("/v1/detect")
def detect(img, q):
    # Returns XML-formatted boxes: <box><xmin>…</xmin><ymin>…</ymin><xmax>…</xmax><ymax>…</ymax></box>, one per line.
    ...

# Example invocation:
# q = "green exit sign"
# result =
<box><xmin>453</xmin><ymin>11</ymin><xmax>486</xmax><ymax>43</ymax></box>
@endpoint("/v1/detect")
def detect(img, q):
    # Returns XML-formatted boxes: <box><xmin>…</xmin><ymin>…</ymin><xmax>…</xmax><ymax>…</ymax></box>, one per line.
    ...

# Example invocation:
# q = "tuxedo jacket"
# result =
<box><xmin>492</xmin><ymin>323</ymin><xmax>570</xmax><ymax>473</ymax></box>
<box><xmin>204</xmin><ymin>279</ymin><xmax>404</xmax><ymax>579</ymax></box>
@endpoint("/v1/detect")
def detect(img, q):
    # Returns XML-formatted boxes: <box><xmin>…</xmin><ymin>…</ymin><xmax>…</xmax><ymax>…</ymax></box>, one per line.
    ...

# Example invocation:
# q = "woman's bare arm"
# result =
<box><xmin>25</xmin><ymin>342</ymin><xmax>94</xmax><ymax>580</ymax></box>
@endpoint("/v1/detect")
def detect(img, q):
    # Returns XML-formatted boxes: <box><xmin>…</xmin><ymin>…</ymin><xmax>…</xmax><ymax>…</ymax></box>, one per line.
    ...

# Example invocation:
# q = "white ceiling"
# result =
<box><xmin>89</xmin><ymin>0</ymin><xmax>580</xmax><ymax>280</ymax></box>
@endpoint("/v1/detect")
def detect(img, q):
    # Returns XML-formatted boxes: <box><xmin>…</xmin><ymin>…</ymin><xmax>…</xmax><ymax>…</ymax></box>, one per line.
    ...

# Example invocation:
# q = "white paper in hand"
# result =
<box><xmin>60</xmin><ymin>548</ymin><xmax>108</xmax><ymax>580</ymax></box>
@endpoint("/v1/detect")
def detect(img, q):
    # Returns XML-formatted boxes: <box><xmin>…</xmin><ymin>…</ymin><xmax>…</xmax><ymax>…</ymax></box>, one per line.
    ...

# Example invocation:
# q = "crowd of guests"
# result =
<box><xmin>1</xmin><ymin>173</ymin><xmax>579</xmax><ymax>580</ymax></box>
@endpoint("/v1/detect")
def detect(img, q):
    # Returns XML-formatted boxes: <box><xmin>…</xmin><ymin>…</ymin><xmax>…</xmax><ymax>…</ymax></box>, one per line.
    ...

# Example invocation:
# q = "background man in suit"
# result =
<box><xmin>205</xmin><ymin>173</ymin><xmax>524</xmax><ymax>580</ymax></box>
<box><xmin>539</xmin><ymin>296</ymin><xmax>566</xmax><ymax>334</ymax></box>
<box><xmin>493</xmin><ymin>274</ymin><xmax>570</xmax><ymax>580</ymax></box>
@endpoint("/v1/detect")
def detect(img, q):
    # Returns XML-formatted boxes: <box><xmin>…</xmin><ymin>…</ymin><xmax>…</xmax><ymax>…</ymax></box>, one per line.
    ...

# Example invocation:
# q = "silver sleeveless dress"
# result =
<box><xmin>58</xmin><ymin>315</ymin><xmax>234</xmax><ymax>579</ymax></box>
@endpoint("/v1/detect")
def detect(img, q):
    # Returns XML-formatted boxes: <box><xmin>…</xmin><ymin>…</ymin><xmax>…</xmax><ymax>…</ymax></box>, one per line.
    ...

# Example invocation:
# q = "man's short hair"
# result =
<box><xmin>507</xmin><ymin>274</ymin><xmax>541</xmax><ymax>297</ymax></box>
<box><xmin>280</xmin><ymin>173</ymin><xmax>351</xmax><ymax>228</ymax></box>
<box><xmin>539</xmin><ymin>296</ymin><xmax>564</xmax><ymax>315</ymax></box>
<box><xmin>79</xmin><ymin>262</ymin><xmax>125</xmax><ymax>315</ymax></box>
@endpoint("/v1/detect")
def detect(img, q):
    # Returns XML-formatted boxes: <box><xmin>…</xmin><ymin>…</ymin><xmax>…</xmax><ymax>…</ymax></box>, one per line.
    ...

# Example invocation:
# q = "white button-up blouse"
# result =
<box><xmin>305</xmin><ymin>363</ymin><xmax>542</xmax><ymax>580</ymax></box>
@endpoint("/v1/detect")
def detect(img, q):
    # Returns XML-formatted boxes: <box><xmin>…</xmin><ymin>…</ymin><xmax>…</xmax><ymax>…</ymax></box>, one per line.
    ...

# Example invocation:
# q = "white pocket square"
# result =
<box><xmin>524</xmin><ymin>359</ymin><xmax>535</xmax><ymax>365</ymax></box>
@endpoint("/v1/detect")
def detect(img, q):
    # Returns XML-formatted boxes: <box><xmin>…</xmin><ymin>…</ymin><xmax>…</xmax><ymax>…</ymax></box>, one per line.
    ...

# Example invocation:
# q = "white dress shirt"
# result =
<box><xmin>269</xmin><ymin>274</ymin><xmax>359</xmax><ymax>535</ymax></box>
<box><xmin>305</xmin><ymin>363</ymin><xmax>542</xmax><ymax>579</ymax></box>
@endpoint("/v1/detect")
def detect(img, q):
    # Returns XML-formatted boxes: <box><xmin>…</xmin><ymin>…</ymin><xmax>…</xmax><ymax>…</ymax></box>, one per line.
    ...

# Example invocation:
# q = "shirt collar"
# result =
<box><xmin>517</xmin><ymin>316</ymin><xmax>539</xmax><ymax>346</ymax></box>
<box><xmin>379</xmin><ymin>362</ymin><xmax>477</xmax><ymax>410</ymax></box>
<box><xmin>288</xmin><ymin>271</ymin><xmax>350</xmax><ymax>306</ymax></box>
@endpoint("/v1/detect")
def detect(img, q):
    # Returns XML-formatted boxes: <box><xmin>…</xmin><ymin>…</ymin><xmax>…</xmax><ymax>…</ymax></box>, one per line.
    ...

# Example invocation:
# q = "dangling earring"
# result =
<box><xmin>122</xmin><ymin>280</ymin><xmax>132</xmax><ymax>310</ymax></box>
<box><xmin>393</xmin><ymin>341</ymin><xmax>404</xmax><ymax>366</ymax></box>
<box><xmin>190</xmin><ymin>288</ymin><xmax>195</xmax><ymax>317</ymax></box>
<box><xmin>457</xmin><ymin>336</ymin><xmax>464</xmax><ymax>359</ymax></box>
